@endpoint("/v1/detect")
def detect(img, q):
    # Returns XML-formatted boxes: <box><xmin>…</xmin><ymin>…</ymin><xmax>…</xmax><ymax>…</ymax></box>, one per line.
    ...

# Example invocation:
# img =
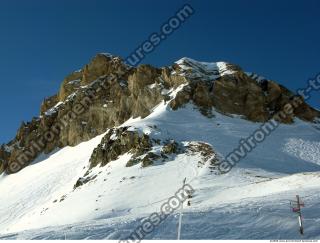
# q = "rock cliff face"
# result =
<box><xmin>0</xmin><ymin>54</ymin><xmax>319</xmax><ymax>174</ymax></box>
<box><xmin>168</xmin><ymin>58</ymin><xmax>319</xmax><ymax>123</ymax></box>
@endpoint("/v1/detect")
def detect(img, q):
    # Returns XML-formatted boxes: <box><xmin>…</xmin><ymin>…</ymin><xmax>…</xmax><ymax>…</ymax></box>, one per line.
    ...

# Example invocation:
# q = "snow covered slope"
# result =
<box><xmin>173</xmin><ymin>57</ymin><xmax>238</xmax><ymax>81</ymax></box>
<box><xmin>1</xmin><ymin>98</ymin><xmax>320</xmax><ymax>239</ymax></box>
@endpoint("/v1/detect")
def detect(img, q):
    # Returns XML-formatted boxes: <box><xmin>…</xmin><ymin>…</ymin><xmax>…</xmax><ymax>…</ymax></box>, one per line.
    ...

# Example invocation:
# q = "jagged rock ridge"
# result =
<box><xmin>0</xmin><ymin>54</ymin><xmax>319</xmax><ymax>174</ymax></box>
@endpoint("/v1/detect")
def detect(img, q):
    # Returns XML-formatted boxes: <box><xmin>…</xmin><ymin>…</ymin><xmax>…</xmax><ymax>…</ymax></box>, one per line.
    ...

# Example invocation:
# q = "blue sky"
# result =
<box><xmin>0</xmin><ymin>0</ymin><xmax>319</xmax><ymax>144</ymax></box>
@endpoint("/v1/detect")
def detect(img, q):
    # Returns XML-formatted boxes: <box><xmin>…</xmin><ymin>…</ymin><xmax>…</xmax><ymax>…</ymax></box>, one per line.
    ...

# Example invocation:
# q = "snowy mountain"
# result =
<box><xmin>0</xmin><ymin>54</ymin><xmax>320</xmax><ymax>240</ymax></box>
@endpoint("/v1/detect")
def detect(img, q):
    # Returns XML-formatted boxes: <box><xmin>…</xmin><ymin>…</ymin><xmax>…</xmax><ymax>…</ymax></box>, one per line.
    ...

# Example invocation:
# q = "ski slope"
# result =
<box><xmin>1</xmin><ymin>101</ymin><xmax>320</xmax><ymax>239</ymax></box>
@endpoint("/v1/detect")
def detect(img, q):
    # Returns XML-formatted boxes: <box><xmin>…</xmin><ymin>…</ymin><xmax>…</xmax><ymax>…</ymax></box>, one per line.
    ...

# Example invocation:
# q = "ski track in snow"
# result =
<box><xmin>0</xmin><ymin>99</ymin><xmax>320</xmax><ymax>239</ymax></box>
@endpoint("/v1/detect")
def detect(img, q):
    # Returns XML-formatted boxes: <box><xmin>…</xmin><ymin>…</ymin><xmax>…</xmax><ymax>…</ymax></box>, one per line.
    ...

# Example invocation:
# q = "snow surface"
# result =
<box><xmin>67</xmin><ymin>79</ymin><xmax>81</xmax><ymax>85</ymax></box>
<box><xmin>44</xmin><ymin>101</ymin><xmax>64</xmax><ymax>116</ymax></box>
<box><xmin>174</xmin><ymin>57</ymin><xmax>236</xmax><ymax>81</ymax></box>
<box><xmin>1</xmin><ymin>94</ymin><xmax>320</xmax><ymax>239</ymax></box>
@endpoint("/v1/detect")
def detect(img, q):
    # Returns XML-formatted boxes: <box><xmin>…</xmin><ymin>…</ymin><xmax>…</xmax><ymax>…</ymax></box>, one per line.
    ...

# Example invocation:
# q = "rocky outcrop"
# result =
<box><xmin>40</xmin><ymin>95</ymin><xmax>58</xmax><ymax>115</ymax></box>
<box><xmin>0</xmin><ymin>54</ymin><xmax>319</xmax><ymax>174</ymax></box>
<box><xmin>161</xmin><ymin>140</ymin><xmax>181</xmax><ymax>155</ymax></box>
<box><xmin>1</xmin><ymin>54</ymin><xmax>168</xmax><ymax>174</ymax></box>
<box><xmin>186</xmin><ymin>142</ymin><xmax>221</xmax><ymax>173</ymax></box>
<box><xmin>73</xmin><ymin>175</ymin><xmax>97</xmax><ymax>189</ymax></box>
<box><xmin>211</xmin><ymin>73</ymin><xmax>268</xmax><ymax>122</ymax></box>
<box><xmin>72</xmin><ymin>137</ymin><xmax>222</xmax><ymax>190</ymax></box>
<box><xmin>81</xmin><ymin>54</ymin><xmax>130</xmax><ymax>85</ymax></box>
<box><xmin>58</xmin><ymin>54</ymin><xmax>131</xmax><ymax>102</ymax></box>
<box><xmin>169</xmin><ymin>59</ymin><xmax>320</xmax><ymax>123</ymax></box>
<box><xmin>89</xmin><ymin>127</ymin><xmax>153</xmax><ymax>168</ymax></box>
<box><xmin>88</xmin><ymin>127</ymin><xmax>217</xmax><ymax>172</ymax></box>
<box><xmin>0</xmin><ymin>145</ymin><xmax>10</xmax><ymax>174</ymax></box>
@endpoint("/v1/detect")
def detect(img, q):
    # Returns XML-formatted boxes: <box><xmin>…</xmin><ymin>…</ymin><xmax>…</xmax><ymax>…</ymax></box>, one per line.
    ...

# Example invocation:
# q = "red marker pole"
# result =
<box><xmin>296</xmin><ymin>195</ymin><xmax>304</xmax><ymax>235</ymax></box>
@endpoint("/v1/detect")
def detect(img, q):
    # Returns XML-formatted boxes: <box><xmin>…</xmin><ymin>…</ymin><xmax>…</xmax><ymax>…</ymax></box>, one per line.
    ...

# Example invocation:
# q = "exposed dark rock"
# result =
<box><xmin>0</xmin><ymin>145</ymin><xmax>10</xmax><ymax>174</ymax></box>
<box><xmin>89</xmin><ymin>127</ymin><xmax>152</xmax><ymax>168</ymax></box>
<box><xmin>161</xmin><ymin>140</ymin><xmax>181</xmax><ymax>155</ymax></box>
<box><xmin>186</xmin><ymin>142</ymin><xmax>221</xmax><ymax>172</ymax></box>
<box><xmin>59</xmin><ymin>54</ymin><xmax>130</xmax><ymax>101</ymax></box>
<box><xmin>126</xmin><ymin>158</ymin><xmax>141</xmax><ymax>167</ymax></box>
<box><xmin>212</xmin><ymin>73</ymin><xmax>268</xmax><ymax>122</ymax></box>
<box><xmin>141</xmin><ymin>152</ymin><xmax>160</xmax><ymax>167</ymax></box>
<box><xmin>40</xmin><ymin>95</ymin><xmax>58</xmax><ymax>115</ymax></box>
<box><xmin>125</xmin><ymin>140</ymin><xmax>183</xmax><ymax>168</ymax></box>
<box><xmin>74</xmin><ymin>175</ymin><xmax>97</xmax><ymax>189</ymax></box>
<box><xmin>170</xmin><ymin>86</ymin><xmax>192</xmax><ymax>110</ymax></box>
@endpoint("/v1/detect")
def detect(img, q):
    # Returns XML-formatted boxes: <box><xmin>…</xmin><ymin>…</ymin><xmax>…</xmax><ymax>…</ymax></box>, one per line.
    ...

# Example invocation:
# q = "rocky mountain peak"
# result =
<box><xmin>0</xmin><ymin>53</ymin><xmax>319</xmax><ymax>175</ymax></box>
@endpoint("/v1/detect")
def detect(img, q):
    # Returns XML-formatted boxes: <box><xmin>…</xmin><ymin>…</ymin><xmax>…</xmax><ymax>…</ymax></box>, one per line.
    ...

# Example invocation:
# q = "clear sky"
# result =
<box><xmin>0</xmin><ymin>0</ymin><xmax>319</xmax><ymax>144</ymax></box>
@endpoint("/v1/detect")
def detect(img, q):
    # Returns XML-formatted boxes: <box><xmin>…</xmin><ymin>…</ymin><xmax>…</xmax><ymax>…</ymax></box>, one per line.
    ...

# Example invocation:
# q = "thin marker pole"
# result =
<box><xmin>177</xmin><ymin>178</ymin><xmax>186</xmax><ymax>240</ymax></box>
